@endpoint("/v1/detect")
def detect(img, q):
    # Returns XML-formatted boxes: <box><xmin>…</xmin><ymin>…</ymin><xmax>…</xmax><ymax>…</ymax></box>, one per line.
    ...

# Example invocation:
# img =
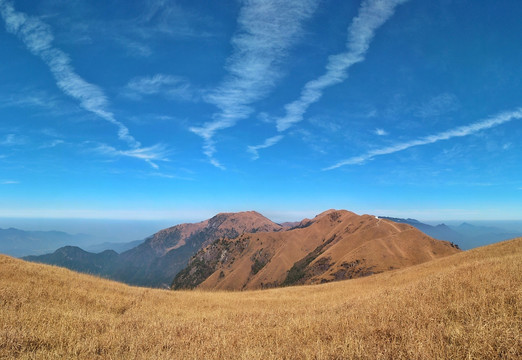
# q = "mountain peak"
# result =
<box><xmin>314</xmin><ymin>209</ymin><xmax>342</xmax><ymax>218</ymax></box>
<box><xmin>312</xmin><ymin>209</ymin><xmax>360</xmax><ymax>225</ymax></box>
<box><xmin>214</xmin><ymin>210</ymin><xmax>263</xmax><ymax>217</ymax></box>
<box><xmin>173</xmin><ymin>211</ymin><xmax>460</xmax><ymax>291</ymax></box>
<box><xmin>207</xmin><ymin>211</ymin><xmax>282</xmax><ymax>233</ymax></box>
<box><xmin>210</xmin><ymin>210</ymin><xmax>271</xmax><ymax>223</ymax></box>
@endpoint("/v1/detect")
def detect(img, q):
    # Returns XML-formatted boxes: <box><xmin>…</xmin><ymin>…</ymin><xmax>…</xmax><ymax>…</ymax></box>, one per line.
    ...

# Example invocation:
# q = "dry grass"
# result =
<box><xmin>1</xmin><ymin>238</ymin><xmax>521</xmax><ymax>359</ymax></box>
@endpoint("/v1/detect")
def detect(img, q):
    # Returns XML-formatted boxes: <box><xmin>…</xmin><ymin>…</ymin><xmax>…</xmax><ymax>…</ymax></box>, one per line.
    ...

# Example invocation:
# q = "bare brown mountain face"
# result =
<box><xmin>25</xmin><ymin>211</ymin><xmax>283</xmax><ymax>288</ymax></box>
<box><xmin>172</xmin><ymin>210</ymin><xmax>461</xmax><ymax>290</ymax></box>
<box><xmin>105</xmin><ymin>211</ymin><xmax>285</xmax><ymax>287</ymax></box>
<box><xmin>145</xmin><ymin>211</ymin><xmax>284</xmax><ymax>256</ymax></box>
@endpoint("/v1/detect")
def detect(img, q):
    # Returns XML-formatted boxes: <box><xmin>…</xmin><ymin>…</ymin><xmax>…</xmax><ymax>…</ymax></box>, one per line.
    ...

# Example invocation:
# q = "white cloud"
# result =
<box><xmin>0</xmin><ymin>134</ymin><xmax>28</xmax><ymax>146</ymax></box>
<box><xmin>40</xmin><ymin>128</ymin><xmax>62</xmax><ymax>138</ymax></box>
<box><xmin>114</xmin><ymin>36</ymin><xmax>152</xmax><ymax>57</ymax></box>
<box><xmin>189</xmin><ymin>0</ymin><xmax>320</xmax><ymax>167</ymax></box>
<box><xmin>93</xmin><ymin>143</ymin><xmax>170</xmax><ymax>169</ymax></box>
<box><xmin>0</xmin><ymin>1</ymin><xmax>138</xmax><ymax>147</ymax></box>
<box><xmin>0</xmin><ymin>0</ymin><xmax>168</xmax><ymax>168</ymax></box>
<box><xmin>325</xmin><ymin>107</ymin><xmax>522</xmax><ymax>170</ymax></box>
<box><xmin>414</xmin><ymin>93</ymin><xmax>460</xmax><ymax>118</ymax></box>
<box><xmin>276</xmin><ymin>0</ymin><xmax>409</xmax><ymax>133</ymax></box>
<box><xmin>125</xmin><ymin>74</ymin><xmax>195</xmax><ymax>101</ymax></box>
<box><xmin>39</xmin><ymin>139</ymin><xmax>65</xmax><ymax>149</ymax></box>
<box><xmin>0</xmin><ymin>90</ymin><xmax>56</xmax><ymax>109</ymax></box>
<box><xmin>250</xmin><ymin>0</ymin><xmax>408</xmax><ymax>159</ymax></box>
<box><xmin>308</xmin><ymin>116</ymin><xmax>342</xmax><ymax>133</ymax></box>
<box><xmin>45</xmin><ymin>0</ymin><xmax>210</xmax><ymax>53</ymax></box>
<box><xmin>375</xmin><ymin>128</ymin><xmax>388</xmax><ymax>136</ymax></box>
<box><xmin>138</xmin><ymin>0</ymin><xmax>211</xmax><ymax>39</ymax></box>
<box><xmin>1</xmin><ymin>180</ymin><xmax>19</xmax><ymax>185</ymax></box>
<box><xmin>366</xmin><ymin>109</ymin><xmax>378</xmax><ymax>118</ymax></box>
<box><xmin>247</xmin><ymin>135</ymin><xmax>284</xmax><ymax>160</ymax></box>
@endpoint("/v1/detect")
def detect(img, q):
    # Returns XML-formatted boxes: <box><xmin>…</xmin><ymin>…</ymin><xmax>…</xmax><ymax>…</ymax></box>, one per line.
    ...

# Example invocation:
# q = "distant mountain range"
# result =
<box><xmin>24</xmin><ymin>246</ymin><xmax>119</xmax><ymax>275</ymax></box>
<box><xmin>172</xmin><ymin>210</ymin><xmax>459</xmax><ymax>290</ymax></box>
<box><xmin>0</xmin><ymin>227</ymin><xmax>143</xmax><ymax>257</ymax></box>
<box><xmin>0</xmin><ymin>228</ymin><xmax>92</xmax><ymax>257</ymax></box>
<box><xmin>24</xmin><ymin>211</ymin><xmax>284</xmax><ymax>288</ymax></box>
<box><xmin>83</xmin><ymin>240</ymin><xmax>144</xmax><ymax>254</ymax></box>
<box><xmin>378</xmin><ymin>217</ymin><xmax>521</xmax><ymax>250</ymax></box>
<box><xmin>19</xmin><ymin>211</ymin><xmax>520</xmax><ymax>289</ymax></box>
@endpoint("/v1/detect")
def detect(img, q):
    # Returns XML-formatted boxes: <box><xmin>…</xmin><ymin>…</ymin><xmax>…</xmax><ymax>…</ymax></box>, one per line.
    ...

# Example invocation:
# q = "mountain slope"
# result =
<box><xmin>173</xmin><ymin>210</ymin><xmax>460</xmax><ymax>290</ymax></box>
<box><xmin>24</xmin><ymin>211</ymin><xmax>283</xmax><ymax>288</ymax></box>
<box><xmin>110</xmin><ymin>211</ymin><xmax>283</xmax><ymax>287</ymax></box>
<box><xmin>1</xmin><ymin>237</ymin><xmax>519</xmax><ymax>359</ymax></box>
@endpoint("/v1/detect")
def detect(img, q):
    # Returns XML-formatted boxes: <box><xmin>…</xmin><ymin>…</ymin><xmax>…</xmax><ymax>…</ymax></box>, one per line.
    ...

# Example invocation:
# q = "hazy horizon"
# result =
<box><xmin>2</xmin><ymin>213</ymin><xmax>522</xmax><ymax>245</ymax></box>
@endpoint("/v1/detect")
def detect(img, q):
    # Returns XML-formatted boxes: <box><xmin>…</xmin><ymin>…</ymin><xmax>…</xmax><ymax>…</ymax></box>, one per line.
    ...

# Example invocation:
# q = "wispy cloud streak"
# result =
<box><xmin>125</xmin><ymin>74</ymin><xmax>195</xmax><ymax>101</ymax></box>
<box><xmin>249</xmin><ymin>0</ymin><xmax>408</xmax><ymax>158</ymax></box>
<box><xmin>0</xmin><ymin>134</ymin><xmax>28</xmax><ymax>146</ymax></box>
<box><xmin>276</xmin><ymin>0</ymin><xmax>409</xmax><ymax>133</ymax></box>
<box><xmin>93</xmin><ymin>143</ymin><xmax>170</xmax><ymax>170</ymax></box>
<box><xmin>375</xmin><ymin>128</ymin><xmax>388</xmax><ymax>136</ymax></box>
<box><xmin>247</xmin><ymin>135</ymin><xmax>283</xmax><ymax>160</ymax></box>
<box><xmin>189</xmin><ymin>0</ymin><xmax>319</xmax><ymax>168</ymax></box>
<box><xmin>0</xmin><ymin>0</ymin><xmax>138</xmax><ymax>149</ymax></box>
<box><xmin>0</xmin><ymin>0</ymin><xmax>170</xmax><ymax>168</ymax></box>
<box><xmin>39</xmin><ymin>139</ymin><xmax>65</xmax><ymax>149</ymax></box>
<box><xmin>325</xmin><ymin>108</ymin><xmax>522</xmax><ymax>170</ymax></box>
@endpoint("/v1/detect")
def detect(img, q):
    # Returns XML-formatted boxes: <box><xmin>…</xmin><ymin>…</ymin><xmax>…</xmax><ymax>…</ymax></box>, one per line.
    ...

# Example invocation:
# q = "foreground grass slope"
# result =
<box><xmin>1</xmin><ymin>238</ymin><xmax>520</xmax><ymax>359</ymax></box>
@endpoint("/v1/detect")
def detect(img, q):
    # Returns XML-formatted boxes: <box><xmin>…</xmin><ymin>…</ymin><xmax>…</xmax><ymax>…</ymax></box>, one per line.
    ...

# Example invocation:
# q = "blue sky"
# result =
<box><xmin>0</xmin><ymin>0</ymin><xmax>521</xmax><ymax>222</ymax></box>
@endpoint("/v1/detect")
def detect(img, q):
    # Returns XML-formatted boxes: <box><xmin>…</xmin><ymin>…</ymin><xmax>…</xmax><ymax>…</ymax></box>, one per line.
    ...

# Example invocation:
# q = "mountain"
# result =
<box><xmin>0</xmin><ymin>227</ymin><xmax>93</xmax><ymax>257</ymax></box>
<box><xmin>456</xmin><ymin>222</ymin><xmax>505</xmax><ymax>235</ymax></box>
<box><xmin>83</xmin><ymin>239</ymin><xmax>144</xmax><ymax>254</ymax></box>
<box><xmin>110</xmin><ymin>210</ymin><xmax>284</xmax><ymax>287</ymax></box>
<box><xmin>449</xmin><ymin>222</ymin><xmax>520</xmax><ymax>249</ymax></box>
<box><xmin>279</xmin><ymin>221</ymin><xmax>300</xmax><ymax>230</ymax></box>
<box><xmin>24</xmin><ymin>246</ymin><xmax>118</xmax><ymax>275</ymax></box>
<box><xmin>172</xmin><ymin>210</ymin><xmax>460</xmax><ymax>290</ymax></box>
<box><xmin>379</xmin><ymin>217</ymin><xmax>464</xmax><ymax>245</ymax></box>
<box><xmin>378</xmin><ymin>217</ymin><xmax>522</xmax><ymax>250</ymax></box>
<box><xmin>2</xmin><ymin>235</ymin><xmax>519</xmax><ymax>359</ymax></box>
<box><xmin>25</xmin><ymin>211</ymin><xmax>283</xmax><ymax>288</ymax></box>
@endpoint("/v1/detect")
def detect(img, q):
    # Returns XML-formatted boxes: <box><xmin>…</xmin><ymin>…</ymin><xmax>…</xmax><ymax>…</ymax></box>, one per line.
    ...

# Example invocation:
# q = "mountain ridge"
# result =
<box><xmin>172</xmin><ymin>210</ymin><xmax>460</xmax><ymax>290</ymax></box>
<box><xmin>24</xmin><ymin>210</ymin><xmax>283</xmax><ymax>287</ymax></box>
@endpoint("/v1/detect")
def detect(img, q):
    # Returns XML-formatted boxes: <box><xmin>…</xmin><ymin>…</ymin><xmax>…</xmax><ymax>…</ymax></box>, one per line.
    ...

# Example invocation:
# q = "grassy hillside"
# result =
<box><xmin>1</xmin><ymin>238</ymin><xmax>520</xmax><ymax>359</ymax></box>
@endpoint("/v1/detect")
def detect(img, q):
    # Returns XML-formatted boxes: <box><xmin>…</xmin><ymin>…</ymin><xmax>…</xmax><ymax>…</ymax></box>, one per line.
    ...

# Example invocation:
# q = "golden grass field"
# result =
<box><xmin>1</xmin><ymin>238</ymin><xmax>521</xmax><ymax>359</ymax></box>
